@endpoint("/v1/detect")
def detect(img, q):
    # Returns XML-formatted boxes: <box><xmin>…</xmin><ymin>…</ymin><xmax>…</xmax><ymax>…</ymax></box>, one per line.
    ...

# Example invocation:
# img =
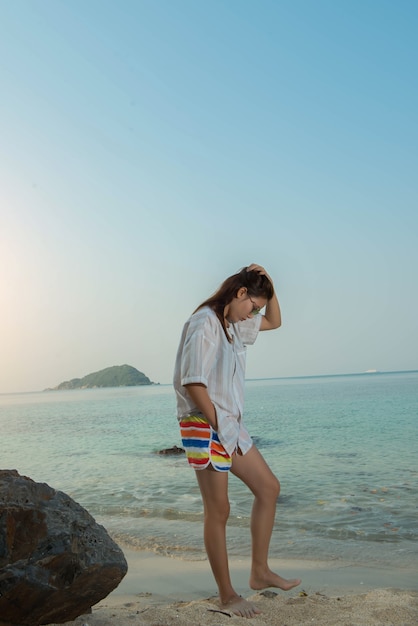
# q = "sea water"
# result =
<box><xmin>1</xmin><ymin>371</ymin><xmax>417</xmax><ymax>570</ymax></box>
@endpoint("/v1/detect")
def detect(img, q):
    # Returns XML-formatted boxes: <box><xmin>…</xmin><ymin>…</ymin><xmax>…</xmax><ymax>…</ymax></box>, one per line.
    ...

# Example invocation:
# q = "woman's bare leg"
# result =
<box><xmin>195</xmin><ymin>468</ymin><xmax>261</xmax><ymax>618</ymax></box>
<box><xmin>231</xmin><ymin>446</ymin><xmax>301</xmax><ymax>591</ymax></box>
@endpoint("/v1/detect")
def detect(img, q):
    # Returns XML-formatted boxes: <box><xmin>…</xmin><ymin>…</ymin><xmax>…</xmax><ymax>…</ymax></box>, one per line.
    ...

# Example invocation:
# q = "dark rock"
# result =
<box><xmin>156</xmin><ymin>445</ymin><xmax>185</xmax><ymax>455</ymax></box>
<box><xmin>0</xmin><ymin>470</ymin><xmax>128</xmax><ymax>625</ymax></box>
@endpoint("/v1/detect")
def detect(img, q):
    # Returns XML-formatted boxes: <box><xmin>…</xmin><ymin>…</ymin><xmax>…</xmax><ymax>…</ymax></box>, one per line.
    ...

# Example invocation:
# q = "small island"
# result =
<box><xmin>47</xmin><ymin>365</ymin><xmax>154</xmax><ymax>390</ymax></box>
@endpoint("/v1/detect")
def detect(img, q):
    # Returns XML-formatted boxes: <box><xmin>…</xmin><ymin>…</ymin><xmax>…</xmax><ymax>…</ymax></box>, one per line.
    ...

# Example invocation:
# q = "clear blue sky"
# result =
<box><xmin>1</xmin><ymin>0</ymin><xmax>417</xmax><ymax>393</ymax></box>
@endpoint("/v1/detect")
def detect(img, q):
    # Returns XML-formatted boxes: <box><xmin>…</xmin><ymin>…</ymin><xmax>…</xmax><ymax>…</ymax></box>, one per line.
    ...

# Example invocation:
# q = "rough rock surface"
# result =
<box><xmin>0</xmin><ymin>469</ymin><xmax>128</xmax><ymax>625</ymax></box>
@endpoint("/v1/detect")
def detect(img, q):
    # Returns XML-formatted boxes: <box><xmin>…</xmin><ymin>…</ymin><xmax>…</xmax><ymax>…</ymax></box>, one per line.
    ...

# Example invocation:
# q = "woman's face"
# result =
<box><xmin>225</xmin><ymin>288</ymin><xmax>267</xmax><ymax>323</ymax></box>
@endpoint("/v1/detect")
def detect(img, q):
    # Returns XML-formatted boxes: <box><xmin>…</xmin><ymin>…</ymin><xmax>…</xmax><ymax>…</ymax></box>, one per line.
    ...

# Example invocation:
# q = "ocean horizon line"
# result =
<box><xmin>1</xmin><ymin>368</ymin><xmax>417</xmax><ymax>396</ymax></box>
<box><xmin>245</xmin><ymin>368</ymin><xmax>418</xmax><ymax>382</ymax></box>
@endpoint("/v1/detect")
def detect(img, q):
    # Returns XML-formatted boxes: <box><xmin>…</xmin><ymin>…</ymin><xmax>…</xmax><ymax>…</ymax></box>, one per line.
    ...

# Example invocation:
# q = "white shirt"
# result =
<box><xmin>173</xmin><ymin>306</ymin><xmax>262</xmax><ymax>455</ymax></box>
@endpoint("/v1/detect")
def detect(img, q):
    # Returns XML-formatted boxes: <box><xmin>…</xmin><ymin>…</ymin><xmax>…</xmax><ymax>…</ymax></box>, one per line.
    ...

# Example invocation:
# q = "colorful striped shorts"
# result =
<box><xmin>179</xmin><ymin>415</ymin><xmax>232</xmax><ymax>472</ymax></box>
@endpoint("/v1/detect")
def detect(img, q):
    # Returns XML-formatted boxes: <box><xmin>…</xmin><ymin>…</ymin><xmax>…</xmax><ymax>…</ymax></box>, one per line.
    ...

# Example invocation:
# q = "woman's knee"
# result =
<box><xmin>258</xmin><ymin>474</ymin><xmax>280</xmax><ymax>502</ymax></box>
<box><xmin>269</xmin><ymin>474</ymin><xmax>281</xmax><ymax>499</ymax></box>
<box><xmin>274</xmin><ymin>475</ymin><xmax>281</xmax><ymax>498</ymax></box>
<box><xmin>204</xmin><ymin>499</ymin><xmax>230</xmax><ymax>525</ymax></box>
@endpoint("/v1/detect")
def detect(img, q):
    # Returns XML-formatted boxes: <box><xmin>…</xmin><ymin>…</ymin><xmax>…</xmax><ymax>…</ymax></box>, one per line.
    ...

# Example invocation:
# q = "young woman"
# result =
<box><xmin>173</xmin><ymin>263</ymin><xmax>300</xmax><ymax>618</ymax></box>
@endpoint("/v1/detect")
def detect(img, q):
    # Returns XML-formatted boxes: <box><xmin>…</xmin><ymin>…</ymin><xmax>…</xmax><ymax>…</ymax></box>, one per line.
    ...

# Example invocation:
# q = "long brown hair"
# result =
<box><xmin>195</xmin><ymin>266</ymin><xmax>274</xmax><ymax>342</ymax></box>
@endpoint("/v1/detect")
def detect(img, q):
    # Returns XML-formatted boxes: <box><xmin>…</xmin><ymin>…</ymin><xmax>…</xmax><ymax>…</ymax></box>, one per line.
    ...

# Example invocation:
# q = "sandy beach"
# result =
<box><xmin>54</xmin><ymin>548</ymin><xmax>418</xmax><ymax>625</ymax></box>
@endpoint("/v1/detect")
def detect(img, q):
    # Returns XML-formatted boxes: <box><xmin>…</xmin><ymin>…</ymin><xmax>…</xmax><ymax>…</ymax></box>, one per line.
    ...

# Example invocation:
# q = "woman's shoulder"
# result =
<box><xmin>188</xmin><ymin>306</ymin><xmax>219</xmax><ymax>332</ymax></box>
<box><xmin>191</xmin><ymin>305</ymin><xmax>217</xmax><ymax>323</ymax></box>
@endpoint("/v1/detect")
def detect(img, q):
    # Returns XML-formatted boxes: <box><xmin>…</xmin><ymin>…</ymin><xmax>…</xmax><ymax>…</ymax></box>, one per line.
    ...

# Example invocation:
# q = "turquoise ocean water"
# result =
<box><xmin>1</xmin><ymin>371</ymin><xmax>417</xmax><ymax>570</ymax></box>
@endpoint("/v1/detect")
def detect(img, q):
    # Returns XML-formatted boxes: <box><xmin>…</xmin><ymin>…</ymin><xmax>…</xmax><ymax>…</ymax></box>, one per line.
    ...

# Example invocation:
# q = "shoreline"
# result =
<box><xmin>112</xmin><ymin>548</ymin><xmax>417</xmax><ymax>603</ymax></box>
<box><xmin>54</xmin><ymin>549</ymin><xmax>418</xmax><ymax>625</ymax></box>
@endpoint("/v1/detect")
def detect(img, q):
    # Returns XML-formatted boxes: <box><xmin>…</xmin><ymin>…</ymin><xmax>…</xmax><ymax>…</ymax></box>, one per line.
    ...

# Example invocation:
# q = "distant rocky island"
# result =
<box><xmin>47</xmin><ymin>365</ymin><xmax>154</xmax><ymax>390</ymax></box>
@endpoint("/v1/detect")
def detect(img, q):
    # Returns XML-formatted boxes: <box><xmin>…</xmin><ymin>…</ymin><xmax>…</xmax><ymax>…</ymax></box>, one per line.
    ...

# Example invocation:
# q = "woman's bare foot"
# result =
<box><xmin>220</xmin><ymin>594</ymin><xmax>261</xmax><ymax>618</ymax></box>
<box><xmin>250</xmin><ymin>568</ymin><xmax>301</xmax><ymax>591</ymax></box>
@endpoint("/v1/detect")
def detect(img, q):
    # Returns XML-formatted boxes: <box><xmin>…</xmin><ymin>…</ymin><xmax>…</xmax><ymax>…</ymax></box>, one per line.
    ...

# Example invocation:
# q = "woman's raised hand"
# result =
<box><xmin>246</xmin><ymin>263</ymin><xmax>274</xmax><ymax>286</ymax></box>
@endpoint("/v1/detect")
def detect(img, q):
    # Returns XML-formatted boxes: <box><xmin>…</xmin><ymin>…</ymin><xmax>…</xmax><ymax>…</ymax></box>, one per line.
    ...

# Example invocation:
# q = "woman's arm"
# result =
<box><xmin>261</xmin><ymin>290</ymin><xmax>281</xmax><ymax>330</ymax></box>
<box><xmin>184</xmin><ymin>383</ymin><xmax>218</xmax><ymax>429</ymax></box>
<box><xmin>247</xmin><ymin>263</ymin><xmax>282</xmax><ymax>331</ymax></box>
